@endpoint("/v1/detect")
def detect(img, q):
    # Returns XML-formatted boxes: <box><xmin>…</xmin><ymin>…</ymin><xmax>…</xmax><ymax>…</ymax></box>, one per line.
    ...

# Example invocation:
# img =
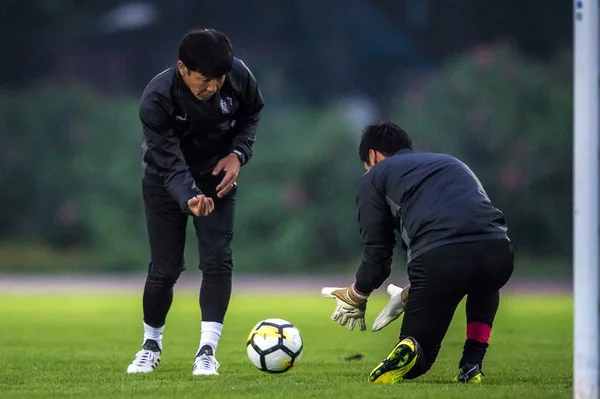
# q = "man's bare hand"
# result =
<box><xmin>213</xmin><ymin>153</ymin><xmax>241</xmax><ymax>198</ymax></box>
<box><xmin>187</xmin><ymin>194</ymin><xmax>215</xmax><ymax>217</ymax></box>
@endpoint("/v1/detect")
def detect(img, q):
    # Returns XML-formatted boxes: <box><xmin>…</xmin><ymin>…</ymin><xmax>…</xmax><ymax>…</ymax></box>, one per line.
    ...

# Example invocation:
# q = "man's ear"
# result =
<box><xmin>177</xmin><ymin>60</ymin><xmax>189</xmax><ymax>76</ymax></box>
<box><xmin>370</xmin><ymin>149</ymin><xmax>383</xmax><ymax>166</ymax></box>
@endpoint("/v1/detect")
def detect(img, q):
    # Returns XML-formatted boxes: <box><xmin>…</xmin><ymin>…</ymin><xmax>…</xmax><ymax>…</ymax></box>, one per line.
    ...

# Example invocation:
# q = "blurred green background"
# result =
<box><xmin>0</xmin><ymin>1</ymin><xmax>572</xmax><ymax>280</ymax></box>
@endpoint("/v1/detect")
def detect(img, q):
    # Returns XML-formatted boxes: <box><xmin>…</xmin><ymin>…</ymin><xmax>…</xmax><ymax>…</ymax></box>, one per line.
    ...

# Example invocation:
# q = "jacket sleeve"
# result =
<box><xmin>354</xmin><ymin>173</ymin><xmax>396</xmax><ymax>295</ymax></box>
<box><xmin>140</xmin><ymin>102</ymin><xmax>201</xmax><ymax>215</ymax></box>
<box><xmin>231</xmin><ymin>62</ymin><xmax>264</xmax><ymax>165</ymax></box>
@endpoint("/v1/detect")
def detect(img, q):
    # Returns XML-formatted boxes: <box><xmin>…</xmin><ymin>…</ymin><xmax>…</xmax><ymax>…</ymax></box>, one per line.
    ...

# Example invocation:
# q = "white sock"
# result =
<box><xmin>143</xmin><ymin>322</ymin><xmax>165</xmax><ymax>351</ymax></box>
<box><xmin>199</xmin><ymin>322</ymin><xmax>223</xmax><ymax>355</ymax></box>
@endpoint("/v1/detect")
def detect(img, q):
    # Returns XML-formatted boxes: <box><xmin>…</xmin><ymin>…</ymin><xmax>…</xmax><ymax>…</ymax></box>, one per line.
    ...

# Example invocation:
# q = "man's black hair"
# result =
<box><xmin>358</xmin><ymin>121</ymin><xmax>413</xmax><ymax>165</ymax></box>
<box><xmin>178</xmin><ymin>28</ymin><xmax>233</xmax><ymax>78</ymax></box>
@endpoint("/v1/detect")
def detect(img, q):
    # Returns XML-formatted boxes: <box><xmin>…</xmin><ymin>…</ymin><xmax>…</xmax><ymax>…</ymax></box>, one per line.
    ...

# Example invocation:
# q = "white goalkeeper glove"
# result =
<box><xmin>321</xmin><ymin>284</ymin><xmax>368</xmax><ymax>331</ymax></box>
<box><xmin>372</xmin><ymin>284</ymin><xmax>409</xmax><ymax>332</ymax></box>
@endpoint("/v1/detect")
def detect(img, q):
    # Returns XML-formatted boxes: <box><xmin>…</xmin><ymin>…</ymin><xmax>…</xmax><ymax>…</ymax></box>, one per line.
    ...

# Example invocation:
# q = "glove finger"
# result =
<box><xmin>371</xmin><ymin>289</ymin><xmax>406</xmax><ymax>331</ymax></box>
<box><xmin>321</xmin><ymin>287</ymin><xmax>345</xmax><ymax>298</ymax></box>
<box><xmin>372</xmin><ymin>312</ymin><xmax>403</xmax><ymax>332</ymax></box>
<box><xmin>331</xmin><ymin>309</ymin><xmax>340</xmax><ymax>321</ymax></box>
<box><xmin>372</xmin><ymin>315</ymin><xmax>390</xmax><ymax>332</ymax></box>
<box><xmin>338</xmin><ymin>314</ymin><xmax>348</xmax><ymax>326</ymax></box>
<box><xmin>387</xmin><ymin>284</ymin><xmax>403</xmax><ymax>296</ymax></box>
<box><xmin>359</xmin><ymin>318</ymin><xmax>366</xmax><ymax>331</ymax></box>
<box><xmin>347</xmin><ymin>318</ymin><xmax>356</xmax><ymax>331</ymax></box>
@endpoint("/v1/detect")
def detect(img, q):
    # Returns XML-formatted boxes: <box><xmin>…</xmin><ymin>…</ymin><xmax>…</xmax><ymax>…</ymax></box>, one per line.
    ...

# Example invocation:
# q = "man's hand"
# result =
<box><xmin>321</xmin><ymin>284</ymin><xmax>368</xmax><ymax>331</ymax></box>
<box><xmin>213</xmin><ymin>153</ymin><xmax>241</xmax><ymax>198</ymax></box>
<box><xmin>187</xmin><ymin>194</ymin><xmax>215</xmax><ymax>217</ymax></box>
<box><xmin>372</xmin><ymin>284</ymin><xmax>410</xmax><ymax>332</ymax></box>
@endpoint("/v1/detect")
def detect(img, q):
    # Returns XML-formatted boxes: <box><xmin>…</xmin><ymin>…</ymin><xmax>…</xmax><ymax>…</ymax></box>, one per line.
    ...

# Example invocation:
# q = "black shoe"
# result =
<box><xmin>455</xmin><ymin>363</ymin><xmax>484</xmax><ymax>383</ymax></box>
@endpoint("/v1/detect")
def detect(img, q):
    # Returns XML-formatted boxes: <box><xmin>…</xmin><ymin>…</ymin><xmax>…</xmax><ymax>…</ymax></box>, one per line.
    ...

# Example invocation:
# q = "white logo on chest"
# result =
<box><xmin>220</xmin><ymin>97</ymin><xmax>234</xmax><ymax>114</ymax></box>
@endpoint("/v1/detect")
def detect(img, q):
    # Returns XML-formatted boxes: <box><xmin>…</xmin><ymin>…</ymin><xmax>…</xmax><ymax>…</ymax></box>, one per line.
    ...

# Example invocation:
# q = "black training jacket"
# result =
<box><xmin>139</xmin><ymin>58</ymin><xmax>264</xmax><ymax>213</ymax></box>
<box><xmin>354</xmin><ymin>149</ymin><xmax>509</xmax><ymax>294</ymax></box>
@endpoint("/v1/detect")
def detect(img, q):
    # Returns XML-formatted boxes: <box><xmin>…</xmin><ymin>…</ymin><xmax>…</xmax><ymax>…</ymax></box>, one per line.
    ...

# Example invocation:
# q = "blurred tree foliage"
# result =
<box><xmin>0</xmin><ymin>0</ymin><xmax>571</xmax><ymax>110</ymax></box>
<box><xmin>392</xmin><ymin>43</ymin><xmax>572</xmax><ymax>259</ymax></box>
<box><xmin>0</xmin><ymin>43</ymin><xmax>571</xmax><ymax>273</ymax></box>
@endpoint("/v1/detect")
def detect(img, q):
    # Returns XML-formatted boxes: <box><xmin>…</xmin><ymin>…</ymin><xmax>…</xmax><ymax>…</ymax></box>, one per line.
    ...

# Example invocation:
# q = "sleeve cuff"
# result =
<box><xmin>351</xmin><ymin>283</ymin><xmax>370</xmax><ymax>299</ymax></box>
<box><xmin>353</xmin><ymin>281</ymin><xmax>374</xmax><ymax>297</ymax></box>
<box><xmin>181</xmin><ymin>187</ymin><xmax>202</xmax><ymax>215</ymax></box>
<box><xmin>232</xmin><ymin>149</ymin><xmax>245</xmax><ymax>165</ymax></box>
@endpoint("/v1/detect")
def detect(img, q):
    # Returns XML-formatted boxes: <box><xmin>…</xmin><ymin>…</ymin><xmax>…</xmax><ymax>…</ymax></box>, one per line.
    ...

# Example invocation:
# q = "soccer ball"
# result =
<box><xmin>246</xmin><ymin>318</ymin><xmax>303</xmax><ymax>373</ymax></box>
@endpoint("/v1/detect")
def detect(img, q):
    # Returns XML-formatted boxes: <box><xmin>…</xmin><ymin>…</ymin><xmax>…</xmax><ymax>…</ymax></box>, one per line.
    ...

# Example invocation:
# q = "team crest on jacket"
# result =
<box><xmin>220</xmin><ymin>96</ymin><xmax>234</xmax><ymax>114</ymax></box>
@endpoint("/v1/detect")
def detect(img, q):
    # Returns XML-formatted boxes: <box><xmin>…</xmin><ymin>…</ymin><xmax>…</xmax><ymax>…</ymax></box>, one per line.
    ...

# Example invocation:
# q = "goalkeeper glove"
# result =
<box><xmin>372</xmin><ymin>284</ymin><xmax>409</xmax><ymax>332</ymax></box>
<box><xmin>321</xmin><ymin>284</ymin><xmax>368</xmax><ymax>331</ymax></box>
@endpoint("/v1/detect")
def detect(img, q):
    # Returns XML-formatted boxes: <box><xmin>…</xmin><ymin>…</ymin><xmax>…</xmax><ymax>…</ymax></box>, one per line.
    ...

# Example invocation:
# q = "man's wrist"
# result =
<box><xmin>232</xmin><ymin>150</ymin><xmax>244</xmax><ymax>165</ymax></box>
<box><xmin>352</xmin><ymin>281</ymin><xmax>373</xmax><ymax>298</ymax></box>
<box><xmin>349</xmin><ymin>283</ymin><xmax>369</xmax><ymax>302</ymax></box>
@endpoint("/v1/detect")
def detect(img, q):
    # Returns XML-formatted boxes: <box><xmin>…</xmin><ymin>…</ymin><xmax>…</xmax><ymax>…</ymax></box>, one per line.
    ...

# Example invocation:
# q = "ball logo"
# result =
<box><xmin>247</xmin><ymin>325</ymin><xmax>285</xmax><ymax>341</ymax></box>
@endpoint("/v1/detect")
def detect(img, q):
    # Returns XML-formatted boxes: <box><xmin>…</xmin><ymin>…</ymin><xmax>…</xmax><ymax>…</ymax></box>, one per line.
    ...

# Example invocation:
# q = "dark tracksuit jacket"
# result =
<box><xmin>354</xmin><ymin>149</ymin><xmax>509</xmax><ymax>294</ymax></box>
<box><xmin>139</xmin><ymin>57</ymin><xmax>264</xmax><ymax>214</ymax></box>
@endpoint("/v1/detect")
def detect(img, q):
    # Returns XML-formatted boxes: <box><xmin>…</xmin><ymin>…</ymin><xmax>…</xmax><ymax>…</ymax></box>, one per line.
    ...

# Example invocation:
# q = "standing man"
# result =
<box><xmin>127</xmin><ymin>28</ymin><xmax>264</xmax><ymax>376</ymax></box>
<box><xmin>322</xmin><ymin>122</ymin><xmax>514</xmax><ymax>383</ymax></box>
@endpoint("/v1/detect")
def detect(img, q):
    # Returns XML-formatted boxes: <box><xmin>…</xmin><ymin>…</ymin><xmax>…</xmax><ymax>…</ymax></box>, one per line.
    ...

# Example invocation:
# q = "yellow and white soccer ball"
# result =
<box><xmin>246</xmin><ymin>318</ymin><xmax>303</xmax><ymax>373</ymax></box>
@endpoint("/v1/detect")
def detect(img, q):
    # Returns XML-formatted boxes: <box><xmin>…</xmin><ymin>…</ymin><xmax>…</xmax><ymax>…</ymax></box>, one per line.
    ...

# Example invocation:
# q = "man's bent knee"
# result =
<box><xmin>147</xmin><ymin>261</ymin><xmax>184</xmax><ymax>285</ymax></box>
<box><xmin>403</xmin><ymin>343</ymin><xmax>440</xmax><ymax>380</ymax></box>
<box><xmin>199</xmin><ymin>246</ymin><xmax>233</xmax><ymax>275</ymax></box>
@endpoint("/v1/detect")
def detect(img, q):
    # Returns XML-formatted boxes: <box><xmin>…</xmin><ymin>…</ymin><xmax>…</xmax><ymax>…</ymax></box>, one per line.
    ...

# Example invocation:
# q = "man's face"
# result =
<box><xmin>178</xmin><ymin>61</ymin><xmax>225</xmax><ymax>100</ymax></box>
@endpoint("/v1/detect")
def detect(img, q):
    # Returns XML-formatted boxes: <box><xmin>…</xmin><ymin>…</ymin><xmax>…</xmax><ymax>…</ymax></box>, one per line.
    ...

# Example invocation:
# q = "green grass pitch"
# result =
<box><xmin>0</xmin><ymin>292</ymin><xmax>572</xmax><ymax>398</ymax></box>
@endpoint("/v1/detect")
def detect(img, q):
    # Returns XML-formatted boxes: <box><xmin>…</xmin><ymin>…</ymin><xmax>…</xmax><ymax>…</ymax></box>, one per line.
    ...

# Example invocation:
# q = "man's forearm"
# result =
<box><xmin>354</xmin><ymin>257</ymin><xmax>392</xmax><ymax>295</ymax></box>
<box><xmin>231</xmin><ymin>121</ymin><xmax>258</xmax><ymax>165</ymax></box>
<box><xmin>163</xmin><ymin>169</ymin><xmax>202</xmax><ymax>214</ymax></box>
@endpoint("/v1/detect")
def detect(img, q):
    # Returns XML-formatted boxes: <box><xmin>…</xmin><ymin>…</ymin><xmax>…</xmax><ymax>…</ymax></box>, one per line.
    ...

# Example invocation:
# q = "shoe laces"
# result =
<box><xmin>133</xmin><ymin>349</ymin><xmax>159</xmax><ymax>366</ymax></box>
<box><xmin>195</xmin><ymin>354</ymin><xmax>217</xmax><ymax>370</ymax></box>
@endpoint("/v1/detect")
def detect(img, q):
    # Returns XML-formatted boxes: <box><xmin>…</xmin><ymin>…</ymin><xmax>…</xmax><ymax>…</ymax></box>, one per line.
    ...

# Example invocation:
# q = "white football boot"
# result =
<box><xmin>192</xmin><ymin>345</ymin><xmax>220</xmax><ymax>376</ymax></box>
<box><xmin>126</xmin><ymin>339</ymin><xmax>161</xmax><ymax>374</ymax></box>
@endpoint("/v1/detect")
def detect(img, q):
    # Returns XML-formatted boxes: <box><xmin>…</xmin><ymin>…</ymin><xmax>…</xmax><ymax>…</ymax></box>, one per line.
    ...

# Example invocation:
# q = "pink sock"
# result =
<box><xmin>466</xmin><ymin>322</ymin><xmax>491</xmax><ymax>343</ymax></box>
